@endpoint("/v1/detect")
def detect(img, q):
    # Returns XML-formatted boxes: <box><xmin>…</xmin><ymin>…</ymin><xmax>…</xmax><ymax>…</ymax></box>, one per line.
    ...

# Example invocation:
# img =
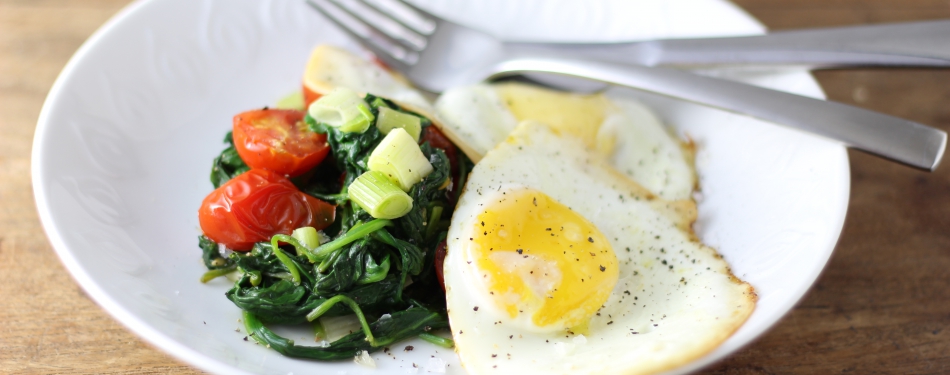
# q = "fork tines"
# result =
<box><xmin>306</xmin><ymin>0</ymin><xmax>438</xmax><ymax>68</ymax></box>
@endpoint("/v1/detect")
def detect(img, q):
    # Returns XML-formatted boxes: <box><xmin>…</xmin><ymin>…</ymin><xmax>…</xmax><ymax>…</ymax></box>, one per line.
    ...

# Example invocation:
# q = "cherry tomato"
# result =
<box><xmin>421</xmin><ymin>126</ymin><xmax>458</xmax><ymax>173</ymax></box>
<box><xmin>198</xmin><ymin>169</ymin><xmax>335</xmax><ymax>251</ymax></box>
<box><xmin>302</xmin><ymin>85</ymin><xmax>322</xmax><ymax>108</ymax></box>
<box><xmin>232</xmin><ymin>109</ymin><xmax>329</xmax><ymax>177</ymax></box>
<box><xmin>434</xmin><ymin>240</ymin><xmax>447</xmax><ymax>292</ymax></box>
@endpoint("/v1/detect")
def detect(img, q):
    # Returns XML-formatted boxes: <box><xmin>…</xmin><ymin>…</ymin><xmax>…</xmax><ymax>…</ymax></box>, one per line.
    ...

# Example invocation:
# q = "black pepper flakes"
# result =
<box><xmin>405</xmin><ymin>345</ymin><xmax>414</xmax><ymax>351</ymax></box>
<box><xmin>600</xmin><ymin>265</ymin><xmax>606</xmax><ymax>272</ymax></box>
<box><xmin>474</xmin><ymin>306</ymin><xmax>479</xmax><ymax>311</ymax></box>
<box><xmin>588</xmin><ymin>237</ymin><xmax>594</xmax><ymax>243</ymax></box>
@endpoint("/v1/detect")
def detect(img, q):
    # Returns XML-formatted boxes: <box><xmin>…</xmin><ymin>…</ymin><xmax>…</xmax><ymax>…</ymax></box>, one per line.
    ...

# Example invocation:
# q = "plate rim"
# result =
<box><xmin>30</xmin><ymin>0</ymin><xmax>850</xmax><ymax>374</ymax></box>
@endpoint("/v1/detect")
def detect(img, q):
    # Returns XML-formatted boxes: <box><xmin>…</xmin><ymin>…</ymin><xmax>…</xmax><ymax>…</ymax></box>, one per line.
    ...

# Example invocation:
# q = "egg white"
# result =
<box><xmin>303</xmin><ymin>45</ymin><xmax>432</xmax><ymax>112</ymax></box>
<box><xmin>435</xmin><ymin>83</ymin><xmax>696</xmax><ymax>200</ymax></box>
<box><xmin>445</xmin><ymin>121</ymin><xmax>755</xmax><ymax>375</ymax></box>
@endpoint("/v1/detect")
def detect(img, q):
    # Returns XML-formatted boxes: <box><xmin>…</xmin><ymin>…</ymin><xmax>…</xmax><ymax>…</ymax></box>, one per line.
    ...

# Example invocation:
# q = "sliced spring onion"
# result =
<box><xmin>375</xmin><ymin>107</ymin><xmax>421</xmax><ymax>141</ymax></box>
<box><xmin>348</xmin><ymin>171</ymin><xmax>414</xmax><ymax>219</ymax></box>
<box><xmin>292</xmin><ymin>226</ymin><xmax>323</xmax><ymax>251</ymax></box>
<box><xmin>308</xmin><ymin>87</ymin><xmax>374</xmax><ymax>133</ymax></box>
<box><xmin>367</xmin><ymin>128</ymin><xmax>434</xmax><ymax>191</ymax></box>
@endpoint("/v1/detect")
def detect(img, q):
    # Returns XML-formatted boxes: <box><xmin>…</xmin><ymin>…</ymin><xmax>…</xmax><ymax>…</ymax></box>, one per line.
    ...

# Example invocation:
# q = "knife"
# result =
<box><xmin>488</xmin><ymin>58</ymin><xmax>947</xmax><ymax>171</ymax></box>
<box><xmin>509</xmin><ymin>19</ymin><xmax>950</xmax><ymax>68</ymax></box>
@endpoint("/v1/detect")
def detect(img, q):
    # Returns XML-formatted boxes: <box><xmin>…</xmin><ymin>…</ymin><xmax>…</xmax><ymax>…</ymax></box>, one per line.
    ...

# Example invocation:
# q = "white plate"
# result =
<box><xmin>32</xmin><ymin>0</ymin><xmax>849</xmax><ymax>374</ymax></box>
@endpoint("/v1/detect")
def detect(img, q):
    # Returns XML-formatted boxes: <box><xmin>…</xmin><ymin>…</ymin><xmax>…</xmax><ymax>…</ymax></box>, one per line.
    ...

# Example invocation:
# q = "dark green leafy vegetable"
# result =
<box><xmin>243</xmin><ymin>307</ymin><xmax>448</xmax><ymax>360</ymax></box>
<box><xmin>201</xmin><ymin>94</ymin><xmax>467</xmax><ymax>360</ymax></box>
<box><xmin>199</xmin><ymin>235</ymin><xmax>233</xmax><ymax>270</ymax></box>
<box><xmin>209</xmin><ymin>132</ymin><xmax>249</xmax><ymax>188</ymax></box>
<box><xmin>312</xmin><ymin>237</ymin><xmax>389</xmax><ymax>295</ymax></box>
<box><xmin>227</xmin><ymin>275</ymin><xmax>403</xmax><ymax>325</ymax></box>
<box><xmin>396</xmin><ymin>144</ymin><xmax>450</xmax><ymax>247</ymax></box>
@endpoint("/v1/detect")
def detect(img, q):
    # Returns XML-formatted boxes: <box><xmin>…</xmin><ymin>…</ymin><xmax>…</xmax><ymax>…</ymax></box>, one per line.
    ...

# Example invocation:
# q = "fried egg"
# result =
<box><xmin>301</xmin><ymin>47</ymin><xmax>694</xmax><ymax>201</ymax></box>
<box><xmin>302</xmin><ymin>44</ymin><xmax>435</xmax><ymax>114</ymax></box>
<box><xmin>435</xmin><ymin>83</ymin><xmax>696</xmax><ymax>200</ymax></box>
<box><xmin>303</xmin><ymin>45</ymin><xmax>755</xmax><ymax>374</ymax></box>
<box><xmin>301</xmin><ymin>44</ymin><xmax>482</xmax><ymax>160</ymax></box>
<box><xmin>445</xmin><ymin>121</ymin><xmax>755</xmax><ymax>375</ymax></box>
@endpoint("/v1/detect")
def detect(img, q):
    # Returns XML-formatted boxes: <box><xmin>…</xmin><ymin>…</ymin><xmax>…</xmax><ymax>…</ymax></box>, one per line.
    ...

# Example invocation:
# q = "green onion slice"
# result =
<box><xmin>291</xmin><ymin>226</ymin><xmax>323</xmax><ymax>251</ymax></box>
<box><xmin>376</xmin><ymin>107</ymin><xmax>422</xmax><ymax>141</ymax></box>
<box><xmin>308</xmin><ymin>87</ymin><xmax>374</xmax><ymax>133</ymax></box>
<box><xmin>367</xmin><ymin>128</ymin><xmax>434</xmax><ymax>191</ymax></box>
<box><xmin>348</xmin><ymin>171</ymin><xmax>414</xmax><ymax>219</ymax></box>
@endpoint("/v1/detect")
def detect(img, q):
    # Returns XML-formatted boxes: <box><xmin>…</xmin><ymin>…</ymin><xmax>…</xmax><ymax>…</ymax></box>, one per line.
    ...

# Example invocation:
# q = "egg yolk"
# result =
<box><xmin>495</xmin><ymin>82</ymin><xmax>615</xmax><ymax>155</ymax></box>
<box><xmin>470</xmin><ymin>189</ymin><xmax>619</xmax><ymax>332</ymax></box>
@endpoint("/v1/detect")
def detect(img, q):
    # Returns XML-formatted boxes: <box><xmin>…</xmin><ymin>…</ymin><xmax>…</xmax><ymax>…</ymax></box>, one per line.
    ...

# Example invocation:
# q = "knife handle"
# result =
<box><xmin>509</xmin><ymin>20</ymin><xmax>950</xmax><ymax>68</ymax></box>
<box><xmin>487</xmin><ymin>58</ymin><xmax>947</xmax><ymax>171</ymax></box>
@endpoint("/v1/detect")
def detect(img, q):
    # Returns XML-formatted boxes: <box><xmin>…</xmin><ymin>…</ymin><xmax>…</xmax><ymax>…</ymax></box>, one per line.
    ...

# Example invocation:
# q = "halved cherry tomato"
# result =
<box><xmin>421</xmin><ymin>126</ymin><xmax>458</xmax><ymax>173</ymax></box>
<box><xmin>302</xmin><ymin>85</ymin><xmax>322</xmax><ymax>108</ymax></box>
<box><xmin>434</xmin><ymin>240</ymin><xmax>447</xmax><ymax>292</ymax></box>
<box><xmin>232</xmin><ymin>109</ymin><xmax>329</xmax><ymax>177</ymax></box>
<box><xmin>198</xmin><ymin>169</ymin><xmax>335</xmax><ymax>251</ymax></box>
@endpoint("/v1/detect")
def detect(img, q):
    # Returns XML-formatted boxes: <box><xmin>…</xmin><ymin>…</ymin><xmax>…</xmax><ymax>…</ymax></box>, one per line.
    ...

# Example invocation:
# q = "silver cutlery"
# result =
<box><xmin>511</xmin><ymin>20</ymin><xmax>950</xmax><ymax>68</ymax></box>
<box><xmin>306</xmin><ymin>0</ymin><xmax>948</xmax><ymax>171</ymax></box>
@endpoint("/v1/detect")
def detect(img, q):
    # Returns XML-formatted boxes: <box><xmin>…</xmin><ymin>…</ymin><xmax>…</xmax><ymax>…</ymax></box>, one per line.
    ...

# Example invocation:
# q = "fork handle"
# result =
<box><xmin>508</xmin><ymin>20</ymin><xmax>950</xmax><ymax>67</ymax></box>
<box><xmin>487</xmin><ymin>58</ymin><xmax>947</xmax><ymax>171</ymax></box>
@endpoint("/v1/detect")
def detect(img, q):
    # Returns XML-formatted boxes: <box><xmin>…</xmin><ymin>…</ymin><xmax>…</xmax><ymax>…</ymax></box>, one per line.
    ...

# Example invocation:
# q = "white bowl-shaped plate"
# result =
<box><xmin>32</xmin><ymin>0</ymin><xmax>849</xmax><ymax>374</ymax></box>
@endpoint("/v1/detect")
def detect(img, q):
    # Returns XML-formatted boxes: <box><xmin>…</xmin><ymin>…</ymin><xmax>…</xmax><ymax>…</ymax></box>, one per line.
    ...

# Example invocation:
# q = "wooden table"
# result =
<box><xmin>2</xmin><ymin>0</ymin><xmax>948</xmax><ymax>373</ymax></box>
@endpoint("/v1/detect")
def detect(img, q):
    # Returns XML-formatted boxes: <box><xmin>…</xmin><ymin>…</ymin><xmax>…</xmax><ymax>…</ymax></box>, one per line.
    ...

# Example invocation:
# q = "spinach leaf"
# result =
<box><xmin>228</xmin><ymin>275</ymin><xmax>405</xmax><ymax>324</ymax></box>
<box><xmin>203</xmin><ymin>95</ymin><xmax>462</xmax><ymax>360</ymax></box>
<box><xmin>231</xmin><ymin>241</ymin><xmax>310</xmax><ymax>278</ymax></box>
<box><xmin>395</xmin><ymin>143</ymin><xmax>450</xmax><ymax>247</ymax></box>
<box><xmin>292</xmin><ymin>154</ymin><xmax>345</xmax><ymax>203</ymax></box>
<box><xmin>243</xmin><ymin>307</ymin><xmax>448</xmax><ymax>360</ymax></box>
<box><xmin>307</xmin><ymin>114</ymin><xmax>383</xmax><ymax>189</ymax></box>
<box><xmin>312</xmin><ymin>237</ymin><xmax>391</xmax><ymax>295</ymax></box>
<box><xmin>370</xmin><ymin>229</ymin><xmax>425</xmax><ymax>302</ymax></box>
<box><xmin>199</xmin><ymin>235</ymin><xmax>233</xmax><ymax>270</ymax></box>
<box><xmin>209</xmin><ymin>131</ymin><xmax>249</xmax><ymax>188</ymax></box>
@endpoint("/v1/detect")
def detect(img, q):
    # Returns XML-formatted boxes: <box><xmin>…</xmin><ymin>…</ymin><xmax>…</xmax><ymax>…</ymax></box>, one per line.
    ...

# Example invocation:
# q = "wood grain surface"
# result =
<box><xmin>1</xmin><ymin>0</ymin><xmax>948</xmax><ymax>374</ymax></box>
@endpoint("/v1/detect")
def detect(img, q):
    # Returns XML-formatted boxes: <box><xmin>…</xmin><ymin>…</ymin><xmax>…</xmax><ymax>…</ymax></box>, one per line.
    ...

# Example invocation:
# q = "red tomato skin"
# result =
<box><xmin>198</xmin><ymin>169</ymin><xmax>335</xmax><ymax>251</ymax></box>
<box><xmin>421</xmin><ymin>126</ymin><xmax>458</xmax><ymax>173</ymax></box>
<box><xmin>232</xmin><ymin>109</ymin><xmax>330</xmax><ymax>177</ymax></box>
<box><xmin>303</xmin><ymin>85</ymin><xmax>322</xmax><ymax>108</ymax></box>
<box><xmin>434</xmin><ymin>240</ymin><xmax>447</xmax><ymax>292</ymax></box>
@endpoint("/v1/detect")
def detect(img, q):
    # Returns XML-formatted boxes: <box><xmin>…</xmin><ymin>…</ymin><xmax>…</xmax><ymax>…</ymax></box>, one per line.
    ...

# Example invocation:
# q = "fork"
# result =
<box><xmin>306</xmin><ymin>0</ymin><xmax>947</xmax><ymax>171</ymax></box>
